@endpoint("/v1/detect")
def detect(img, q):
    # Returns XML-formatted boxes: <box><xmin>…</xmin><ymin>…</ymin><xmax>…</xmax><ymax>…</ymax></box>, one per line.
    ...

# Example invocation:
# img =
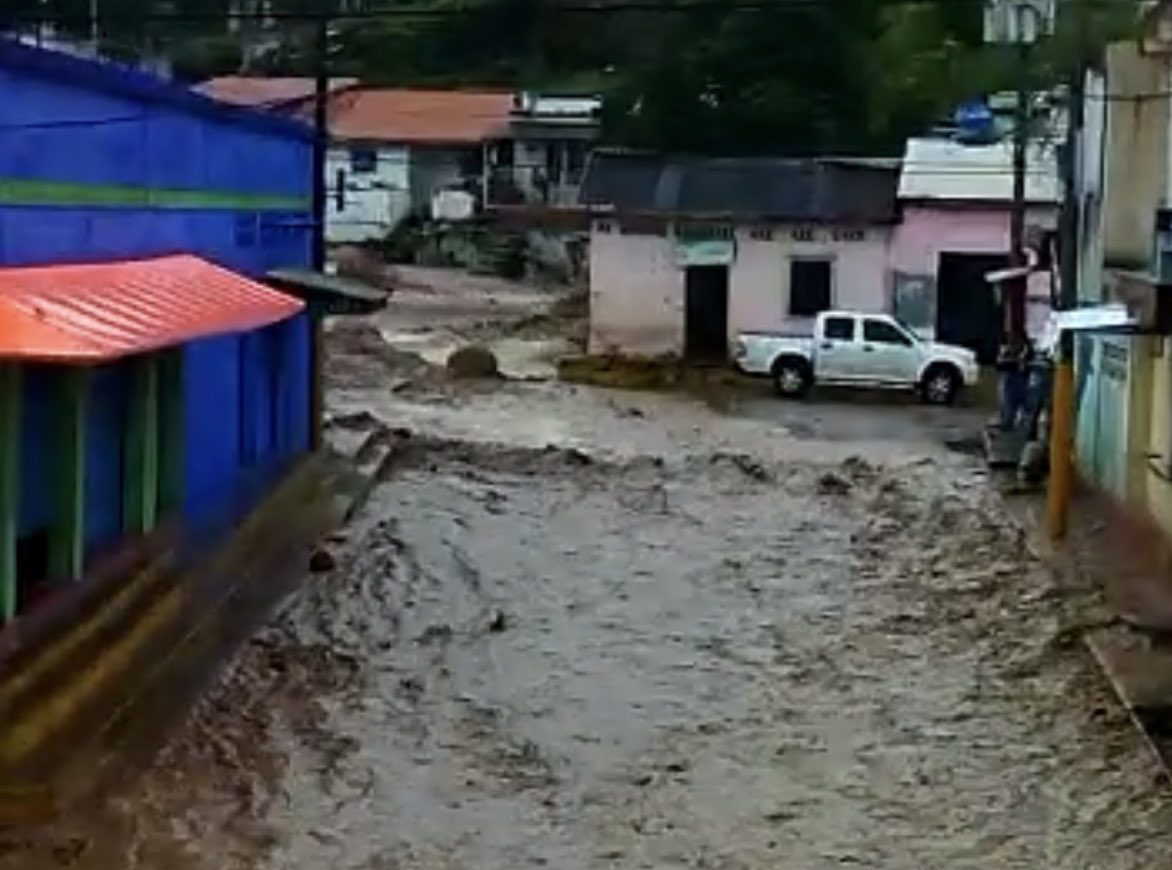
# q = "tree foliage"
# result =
<box><xmin>2</xmin><ymin>0</ymin><xmax>1141</xmax><ymax>157</ymax></box>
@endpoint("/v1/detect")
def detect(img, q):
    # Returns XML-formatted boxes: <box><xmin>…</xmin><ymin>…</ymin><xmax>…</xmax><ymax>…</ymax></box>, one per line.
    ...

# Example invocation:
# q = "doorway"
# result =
<box><xmin>936</xmin><ymin>252</ymin><xmax>1007</xmax><ymax>365</ymax></box>
<box><xmin>685</xmin><ymin>265</ymin><xmax>729</xmax><ymax>360</ymax></box>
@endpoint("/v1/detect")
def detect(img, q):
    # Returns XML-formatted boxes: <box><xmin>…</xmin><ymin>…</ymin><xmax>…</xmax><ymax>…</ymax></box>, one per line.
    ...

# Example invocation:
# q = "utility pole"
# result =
<box><xmin>1046</xmin><ymin>0</ymin><xmax>1089</xmax><ymax>539</ymax></box>
<box><xmin>1008</xmin><ymin>32</ymin><xmax>1030</xmax><ymax>346</ymax></box>
<box><xmin>89</xmin><ymin>0</ymin><xmax>99</xmax><ymax>49</ymax></box>
<box><xmin>311</xmin><ymin>2</ymin><xmax>330</xmax><ymax>272</ymax></box>
<box><xmin>990</xmin><ymin>0</ymin><xmax>1046</xmax><ymax>442</ymax></box>
<box><xmin>309</xmin><ymin>0</ymin><xmax>332</xmax><ymax>450</ymax></box>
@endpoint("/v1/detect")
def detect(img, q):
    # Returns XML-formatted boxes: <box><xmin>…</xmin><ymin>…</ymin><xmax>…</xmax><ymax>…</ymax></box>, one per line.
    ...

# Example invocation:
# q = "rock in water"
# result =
<box><xmin>309</xmin><ymin>548</ymin><xmax>336</xmax><ymax>573</ymax></box>
<box><xmin>446</xmin><ymin>345</ymin><xmax>500</xmax><ymax>379</ymax></box>
<box><xmin>817</xmin><ymin>472</ymin><xmax>852</xmax><ymax>495</ymax></box>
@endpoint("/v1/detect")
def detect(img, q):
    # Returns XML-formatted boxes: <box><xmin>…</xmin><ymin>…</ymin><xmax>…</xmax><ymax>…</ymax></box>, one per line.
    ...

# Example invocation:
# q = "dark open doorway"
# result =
<box><xmin>685</xmin><ymin>265</ymin><xmax>729</xmax><ymax>360</ymax></box>
<box><xmin>936</xmin><ymin>252</ymin><xmax>1007</xmax><ymax>365</ymax></box>
<box><xmin>17</xmin><ymin>528</ymin><xmax>51</xmax><ymax>614</ymax></box>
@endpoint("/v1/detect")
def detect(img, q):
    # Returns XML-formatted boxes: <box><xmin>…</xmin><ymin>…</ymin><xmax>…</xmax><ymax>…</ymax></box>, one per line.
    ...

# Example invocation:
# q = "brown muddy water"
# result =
<box><xmin>8</xmin><ymin>426</ymin><xmax>1172</xmax><ymax>869</ymax></box>
<box><xmin>6</xmin><ymin>279</ymin><xmax>1172</xmax><ymax>869</ymax></box>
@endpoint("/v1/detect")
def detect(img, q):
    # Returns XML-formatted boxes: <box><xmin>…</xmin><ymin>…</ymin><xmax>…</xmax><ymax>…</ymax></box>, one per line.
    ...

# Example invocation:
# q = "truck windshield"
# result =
<box><xmin>892</xmin><ymin>319</ymin><xmax>920</xmax><ymax>344</ymax></box>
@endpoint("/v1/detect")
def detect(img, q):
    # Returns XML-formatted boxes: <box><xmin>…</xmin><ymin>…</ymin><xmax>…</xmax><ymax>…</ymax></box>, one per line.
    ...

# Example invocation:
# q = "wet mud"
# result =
<box><xmin>9</xmin><ymin>434</ymin><xmax>1172</xmax><ymax>868</ymax></box>
<box><xmin>4</xmin><ymin>280</ymin><xmax>1172</xmax><ymax>868</ymax></box>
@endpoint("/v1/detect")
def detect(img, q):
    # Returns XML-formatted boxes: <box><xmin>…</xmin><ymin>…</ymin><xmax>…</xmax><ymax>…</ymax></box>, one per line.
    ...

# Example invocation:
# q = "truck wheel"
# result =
<box><xmin>772</xmin><ymin>358</ymin><xmax>812</xmax><ymax>399</ymax></box>
<box><xmin>920</xmin><ymin>364</ymin><xmax>961</xmax><ymax>406</ymax></box>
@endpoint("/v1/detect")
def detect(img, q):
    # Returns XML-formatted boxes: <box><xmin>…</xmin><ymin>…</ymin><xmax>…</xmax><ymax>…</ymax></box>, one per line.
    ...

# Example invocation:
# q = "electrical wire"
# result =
<box><xmin>0</xmin><ymin>0</ymin><xmax>1138</xmax><ymax>26</ymax></box>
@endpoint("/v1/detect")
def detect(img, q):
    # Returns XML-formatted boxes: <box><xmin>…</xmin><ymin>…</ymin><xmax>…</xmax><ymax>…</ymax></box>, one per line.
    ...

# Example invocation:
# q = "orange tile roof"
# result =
<box><xmin>0</xmin><ymin>255</ymin><xmax>304</xmax><ymax>363</ymax></box>
<box><xmin>197</xmin><ymin>76</ymin><xmax>358</xmax><ymax>107</ymax></box>
<box><xmin>327</xmin><ymin>88</ymin><xmax>514</xmax><ymax>144</ymax></box>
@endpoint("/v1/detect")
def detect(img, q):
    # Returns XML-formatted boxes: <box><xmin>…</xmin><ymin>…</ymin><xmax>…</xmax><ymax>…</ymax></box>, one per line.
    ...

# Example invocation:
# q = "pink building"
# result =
<box><xmin>580</xmin><ymin>152</ymin><xmax>901</xmax><ymax>359</ymax></box>
<box><xmin>890</xmin><ymin>137</ymin><xmax>1060</xmax><ymax>362</ymax></box>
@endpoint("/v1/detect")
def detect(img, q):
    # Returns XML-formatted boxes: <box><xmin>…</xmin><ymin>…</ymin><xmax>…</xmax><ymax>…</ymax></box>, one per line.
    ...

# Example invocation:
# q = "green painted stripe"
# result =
<box><xmin>123</xmin><ymin>356</ymin><xmax>160</xmax><ymax>537</ymax></box>
<box><xmin>158</xmin><ymin>350</ymin><xmax>185</xmax><ymax>516</ymax></box>
<box><xmin>0</xmin><ymin>177</ymin><xmax>308</xmax><ymax>212</ymax></box>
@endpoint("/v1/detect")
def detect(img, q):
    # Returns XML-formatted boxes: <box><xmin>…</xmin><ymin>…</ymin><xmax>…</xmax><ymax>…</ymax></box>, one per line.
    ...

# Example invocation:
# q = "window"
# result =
<box><xmin>494</xmin><ymin>139</ymin><xmax>515</xmax><ymax>167</ymax></box>
<box><xmin>789</xmin><ymin>259</ymin><xmax>832</xmax><ymax>316</ymax></box>
<box><xmin>350</xmin><ymin>147</ymin><xmax>377</xmax><ymax>174</ymax></box>
<box><xmin>566</xmin><ymin>141</ymin><xmax>587</xmax><ymax>175</ymax></box>
<box><xmin>863</xmin><ymin>319</ymin><xmax>914</xmax><ymax>346</ymax></box>
<box><xmin>335</xmin><ymin>168</ymin><xmax>346</xmax><ymax>212</ymax></box>
<box><xmin>824</xmin><ymin>316</ymin><xmax>854</xmax><ymax>341</ymax></box>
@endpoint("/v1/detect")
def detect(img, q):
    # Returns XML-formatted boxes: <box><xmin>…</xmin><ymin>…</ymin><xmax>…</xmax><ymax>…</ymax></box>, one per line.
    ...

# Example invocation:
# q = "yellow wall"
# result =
<box><xmin>1103</xmin><ymin>42</ymin><xmax>1171</xmax><ymax>268</ymax></box>
<box><xmin>1142</xmin><ymin>338</ymin><xmax>1172</xmax><ymax>536</ymax></box>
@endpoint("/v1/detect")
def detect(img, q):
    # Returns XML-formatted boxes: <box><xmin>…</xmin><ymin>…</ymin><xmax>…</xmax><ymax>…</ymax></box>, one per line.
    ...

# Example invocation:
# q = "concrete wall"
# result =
<box><xmin>728</xmin><ymin>225</ymin><xmax>891</xmax><ymax>337</ymax></box>
<box><xmin>891</xmin><ymin>205</ymin><xmax>1056</xmax><ymax>340</ymax></box>
<box><xmin>1143</xmin><ymin>340</ymin><xmax>1172</xmax><ymax>535</ymax></box>
<box><xmin>1102</xmin><ymin>41</ymin><xmax>1171</xmax><ymax>269</ymax></box>
<box><xmin>410</xmin><ymin>146</ymin><xmax>479</xmax><ymax>216</ymax></box>
<box><xmin>588</xmin><ymin>225</ymin><xmax>683</xmax><ymax>356</ymax></box>
<box><xmin>587</xmin><ymin>221</ymin><xmax>892</xmax><ymax>356</ymax></box>
<box><xmin>326</xmin><ymin>144</ymin><xmax>411</xmax><ymax>244</ymax></box>
<box><xmin>1077</xmin><ymin>70</ymin><xmax>1108</xmax><ymax>304</ymax></box>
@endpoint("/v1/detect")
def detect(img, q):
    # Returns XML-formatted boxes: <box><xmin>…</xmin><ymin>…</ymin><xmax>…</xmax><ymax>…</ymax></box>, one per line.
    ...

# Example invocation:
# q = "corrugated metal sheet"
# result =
<box><xmin>898</xmin><ymin>137</ymin><xmax>1061</xmax><ymax>203</ymax></box>
<box><xmin>0</xmin><ymin>254</ymin><xmax>303</xmax><ymax>363</ymax></box>
<box><xmin>325</xmin><ymin>89</ymin><xmax>514</xmax><ymax>144</ymax></box>
<box><xmin>578</xmin><ymin>150</ymin><xmax>900</xmax><ymax>223</ymax></box>
<box><xmin>197</xmin><ymin>76</ymin><xmax>358</xmax><ymax>108</ymax></box>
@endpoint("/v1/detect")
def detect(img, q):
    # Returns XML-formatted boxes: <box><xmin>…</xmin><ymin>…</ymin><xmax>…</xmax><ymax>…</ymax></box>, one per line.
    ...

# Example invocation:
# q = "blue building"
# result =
<box><xmin>0</xmin><ymin>40</ymin><xmax>322</xmax><ymax>622</ymax></box>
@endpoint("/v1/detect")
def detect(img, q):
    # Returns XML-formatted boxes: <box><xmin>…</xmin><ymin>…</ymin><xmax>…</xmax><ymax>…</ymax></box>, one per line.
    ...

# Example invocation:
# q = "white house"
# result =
<box><xmin>579</xmin><ymin>151</ymin><xmax>901</xmax><ymax>359</ymax></box>
<box><xmin>322</xmin><ymin>88</ymin><xmax>516</xmax><ymax>244</ymax></box>
<box><xmin>488</xmin><ymin>93</ymin><xmax>602</xmax><ymax>207</ymax></box>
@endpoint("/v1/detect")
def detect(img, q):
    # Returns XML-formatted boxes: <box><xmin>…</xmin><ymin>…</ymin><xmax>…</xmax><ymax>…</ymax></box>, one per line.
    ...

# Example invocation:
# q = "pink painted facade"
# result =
<box><xmin>588</xmin><ymin>227</ymin><xmax>684</xmax><ymax>356</ymax></box>
<box><xmin>588</xmin><ymin>221</ymin><xmax>894</xmax><ymax>357</ymax></box>
<box><xmin>890</xmin><ymin>205</ymin><xmax>1057</xmax><ymax>340</ymax></box>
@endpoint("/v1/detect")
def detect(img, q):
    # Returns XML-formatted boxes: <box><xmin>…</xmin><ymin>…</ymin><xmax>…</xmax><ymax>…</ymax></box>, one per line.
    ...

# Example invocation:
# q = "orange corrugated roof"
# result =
<box><xmin>327</xmin><ymin>88</ymin><xmax>514</xmax><ymax>144</ymax></box>
<box><xmin>0</xmin><ymin>255</ymin><xmax>304</xmax><ymax>363</ymax></box>
<box><xmin>197</xmin><ymin>76</ymin><xmax>358</xmax><ymax>107</ymax></box>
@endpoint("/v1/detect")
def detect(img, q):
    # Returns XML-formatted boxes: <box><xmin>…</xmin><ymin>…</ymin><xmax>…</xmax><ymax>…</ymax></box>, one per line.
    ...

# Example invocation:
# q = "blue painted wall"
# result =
<box><xmin>86</xmin><ymin>365</ymin><xmax>129</xmax><ymax>554</ymax></box>
<box><xmin>2</xmin><ymin>45</ymin><xmax>315</xmax><ymax>565</ymax></box>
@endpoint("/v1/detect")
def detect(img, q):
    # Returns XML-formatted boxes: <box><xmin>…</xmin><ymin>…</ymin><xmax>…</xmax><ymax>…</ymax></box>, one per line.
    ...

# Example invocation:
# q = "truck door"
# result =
<box><xmin>814</xmin><ymin>315</ymin><xmax>863</xmax><ymax>382</ymax></box>
<box><xmin>861</xmin><ymin>317</ymin><xmax>920</xmax><ymax>383</ymax></box>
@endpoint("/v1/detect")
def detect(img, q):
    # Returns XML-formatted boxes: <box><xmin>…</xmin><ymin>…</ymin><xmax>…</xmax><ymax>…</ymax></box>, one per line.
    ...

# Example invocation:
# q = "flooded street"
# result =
<box><xmin>6</xmin><ymin>269</ymin><xmax>1172</xmax><ymax>868</ymax></box>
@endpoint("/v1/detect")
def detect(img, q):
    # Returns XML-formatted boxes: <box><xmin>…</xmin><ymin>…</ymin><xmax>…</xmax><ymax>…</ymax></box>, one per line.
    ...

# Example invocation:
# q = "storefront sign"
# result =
<box><xmin>674</xmin><ymin>238</ymin><xmax>736</xmax><ymax>267</ymax></box>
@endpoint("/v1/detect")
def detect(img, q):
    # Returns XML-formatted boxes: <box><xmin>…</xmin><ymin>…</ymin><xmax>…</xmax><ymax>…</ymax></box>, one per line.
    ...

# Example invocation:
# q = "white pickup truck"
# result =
<box><xmin>733</xmin><ymin>311</ymin><xmax>980</xmax><ymax>405</ymax></box>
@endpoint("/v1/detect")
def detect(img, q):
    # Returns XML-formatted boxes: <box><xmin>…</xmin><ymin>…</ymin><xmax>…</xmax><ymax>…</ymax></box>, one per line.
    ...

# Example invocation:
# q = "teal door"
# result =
<box><xmin>1075</xmin><ymin>336</ymin><xmax>1130</xmax><ymax>498</ymax></box>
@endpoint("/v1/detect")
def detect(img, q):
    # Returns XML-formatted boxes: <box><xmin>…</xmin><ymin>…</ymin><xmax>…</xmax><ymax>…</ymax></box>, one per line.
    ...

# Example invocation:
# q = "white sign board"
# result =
<box><xmin>1040</xmin><ymin>304</ymin><xmax>1137</xmax><ymax>353</ymax></box>
<box><xmin>674</xmin><ymin>238</ymin><xmax>736</xmax><ymax>267</ymax></box>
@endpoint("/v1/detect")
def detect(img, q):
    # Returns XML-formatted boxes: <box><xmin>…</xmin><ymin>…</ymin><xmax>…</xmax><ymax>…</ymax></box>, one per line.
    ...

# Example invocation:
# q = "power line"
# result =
<box><xmin>1</xmin><ymin>0</ymin><xmax>1145</xmax><ymax>25</ymax></box>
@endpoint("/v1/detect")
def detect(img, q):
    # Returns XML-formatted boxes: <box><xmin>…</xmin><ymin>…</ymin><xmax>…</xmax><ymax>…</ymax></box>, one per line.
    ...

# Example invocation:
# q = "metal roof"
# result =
<box><xmin>0</xmin><ymin>39</ymin><xmax>312</xmax><ymax>141</ymax></box>
<box><xmin>579</xmin><ymin>150</ymin><xmax>900</xmax><ymax>223</ymax></box>
<box><xmin>197</xmin><ymin>76</ymin><xmax>359</xmax><ymax>108</ymax></box>
<box><xmin>0</xmin><ymin>255</ymin><xmax>304</xmax><ymax>363</ymax></box>
<box><xmin>266</xmin><ymin>267</ymin><xmax>388</xmax><ymax>315</ymax></box>
<box><xmin>898</xmin><ymin>137</ymin><xmax>1061</xmax><ymax>204</ymax></box>
<box><xmin>325</xmin><ymin>88</ymin><xmax>515</xmax><ymax>144</ymax></box>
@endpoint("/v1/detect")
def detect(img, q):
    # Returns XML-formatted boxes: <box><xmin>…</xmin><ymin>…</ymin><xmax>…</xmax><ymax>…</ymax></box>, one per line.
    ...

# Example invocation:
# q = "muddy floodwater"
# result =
<box><xmin>7</xmin><ymin>274</ymin><xmax>1172</xmax><ymax>868</ymax></box>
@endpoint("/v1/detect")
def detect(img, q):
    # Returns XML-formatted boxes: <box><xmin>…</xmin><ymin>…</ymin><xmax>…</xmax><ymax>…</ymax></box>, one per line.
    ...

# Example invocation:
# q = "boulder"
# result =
<box><xmin>446</xmin><ymin>345</ymin><xmax>500</xmax><ymax>379</ymax></box>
